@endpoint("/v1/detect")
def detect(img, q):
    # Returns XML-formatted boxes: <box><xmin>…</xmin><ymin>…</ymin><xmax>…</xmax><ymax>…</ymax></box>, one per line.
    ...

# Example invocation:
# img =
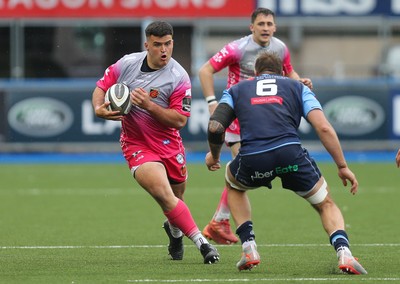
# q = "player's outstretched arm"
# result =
<box><xmin>307</xmin><ymin>109</ymin><xmax>358</xmax><ymax>194</ymax></box>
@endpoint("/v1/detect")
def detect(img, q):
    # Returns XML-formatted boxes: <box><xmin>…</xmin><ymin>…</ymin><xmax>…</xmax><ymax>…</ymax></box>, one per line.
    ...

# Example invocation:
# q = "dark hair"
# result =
<box><xmin>251</xmin><ymin>7</ymin><xmax>275</xmax><ymax>23</ymax></box>
<box><xmin>255</xmin><ymin>52</ymin><xmax>283</xmax><ymax>75</ymax></box>
<box><xmin>145</xmin><ymin>21</ymin><xmax>173</xmax><ymax>38</ymax></box>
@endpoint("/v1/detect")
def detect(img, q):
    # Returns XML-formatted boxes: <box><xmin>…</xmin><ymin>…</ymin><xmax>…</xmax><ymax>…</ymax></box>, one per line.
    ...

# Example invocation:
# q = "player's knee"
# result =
<box><xmin>225</xmin><ymin>162</ymin><xmax>247</xmax><ymax>191</ymax></box>
<box><xmin>225</xmin><ymin>171</ymin><xmax>245</xmax><ymax>191</ymax></box>
<box><xmin>306</xmin><ymin>179</ymin><xmax>328</xmax><ymax>205</ymax></box>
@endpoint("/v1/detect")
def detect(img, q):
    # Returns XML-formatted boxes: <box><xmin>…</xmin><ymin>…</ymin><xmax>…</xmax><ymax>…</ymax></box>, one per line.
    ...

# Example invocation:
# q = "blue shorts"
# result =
<box><xmin>228</xmin><ymin>144</ymin><xmax>322</xmax><ymax>192</ymax></box>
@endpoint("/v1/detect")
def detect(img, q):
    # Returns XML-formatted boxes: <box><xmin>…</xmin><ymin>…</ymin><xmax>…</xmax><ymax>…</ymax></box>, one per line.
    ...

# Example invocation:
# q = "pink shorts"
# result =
<box><xmin>122</xmin><ymin>144</ymin><xmax>187</xmax><ymax>184</ymax></box>
<box><xmin>225</xmin><ymin>118</ymin><xmax>241</xmax><ymax>145</ymax></box>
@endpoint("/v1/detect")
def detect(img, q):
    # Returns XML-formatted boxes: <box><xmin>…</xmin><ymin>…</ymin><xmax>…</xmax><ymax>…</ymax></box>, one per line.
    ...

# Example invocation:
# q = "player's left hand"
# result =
<box><xmin>396</xmin><ymin>149</ymin><xmax>400</xmax><ymax>168</ymax></box>
<box><xmin>338</xmin><ymin>167</ymin><xmax>358</xmax><ymax>195</ymax></box>
<box><xmin>299</xmin><ymin>78</ymin><xmax>313</xmax><ymax>89</ymax></box>
<box><xmin>205</xmin><ymin>152</ymin><xmax>221</xmax><ymax>171</ymax></box>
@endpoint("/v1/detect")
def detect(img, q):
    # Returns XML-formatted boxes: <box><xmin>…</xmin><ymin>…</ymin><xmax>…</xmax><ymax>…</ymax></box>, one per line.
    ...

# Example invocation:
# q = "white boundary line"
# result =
<box><xmin>126</xmin><ymin>278</ymin><xmax>400</xmax><ymax>282</ymax></box>
<box><xmin>1</xmin><ymin>243</ymin><xmax>399</xmax><ymax>249</ymax></box>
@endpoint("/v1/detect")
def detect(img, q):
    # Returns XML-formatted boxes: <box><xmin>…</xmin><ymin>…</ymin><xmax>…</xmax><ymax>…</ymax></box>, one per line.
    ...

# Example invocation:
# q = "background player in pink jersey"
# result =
<box><xmin>92</xmin><ymin>21</ymin><xmax>219</xmax><ymax>264</ymax></box>
<box><xmin>199</xmin><ymin>7</ymin><xmax>313</xmax><ymax>245</ymax></box>
<box><xmin>396</xmin><ymin>149</ymin><xmax>400</xmax><ymax>167</ymax></box>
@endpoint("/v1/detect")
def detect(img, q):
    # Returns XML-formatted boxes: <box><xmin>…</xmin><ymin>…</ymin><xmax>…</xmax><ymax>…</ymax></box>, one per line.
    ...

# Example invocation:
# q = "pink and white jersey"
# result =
<box><xmin>210</xmin><ymin>34</ymin><xmax>293</xmax><ymax>88</ymax></box>
<box><xmin>209</xmin><ymin>34</ymin><xmax>294</xmax><ymax>135</ymax></box>
<box><xmin>97</xmin><ymin>51</ymin><xmax>191</xmax><ymax>158</ymax></box>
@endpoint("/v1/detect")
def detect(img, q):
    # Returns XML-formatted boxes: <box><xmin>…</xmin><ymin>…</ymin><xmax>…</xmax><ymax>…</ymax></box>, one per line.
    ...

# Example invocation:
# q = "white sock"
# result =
<box><xmin>191</xmin><ymin>232</ymin><xmax>209</xmax><ymax>249</ymax></box>
<box><xmin>169</xmin><ymin>223</ymin><xmax>183</xmax><ymax>238</ymax></box>
<box><xmin>242</xmin><ymin>240</ymin><xmax>256</xmax><ymax>249</ymax></box>
<box><xmin>337</xmin><ymin>246</ymin><xmax>352</xmax><ymax>258</ymax></box>
<box><xmin>213</xmin><ymin>207</ymin><xmax>230</xmax><ymax>221</ymax></box>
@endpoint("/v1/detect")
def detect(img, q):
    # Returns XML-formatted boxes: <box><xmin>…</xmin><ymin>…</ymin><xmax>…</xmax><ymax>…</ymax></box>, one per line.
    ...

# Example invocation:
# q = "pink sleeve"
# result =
<box><xmin>169</xmin><ymin>78</ymin><xmax>192</xmax><ymax>117</ymax></box>
<box><xmin>282</xmin><ymin>46</ymin><xmax>294</xmax><ymax>75</ymax></box>
<box><xmin>96</xmin><ymin>62</ymin><xmax>121</xmax><ymax>91</ymax></box>
<box><xmin>209</xmin><ymin>42</ymin><xmax>241</xmax><ymax>72</ymax></box>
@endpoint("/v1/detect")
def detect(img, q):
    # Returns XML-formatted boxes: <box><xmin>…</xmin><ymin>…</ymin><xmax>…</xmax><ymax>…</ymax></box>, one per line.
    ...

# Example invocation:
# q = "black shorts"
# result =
<box><xmin>228</xmin><ymin>144</ymin><xmax>322</xmax><ymax>192</ymax></box>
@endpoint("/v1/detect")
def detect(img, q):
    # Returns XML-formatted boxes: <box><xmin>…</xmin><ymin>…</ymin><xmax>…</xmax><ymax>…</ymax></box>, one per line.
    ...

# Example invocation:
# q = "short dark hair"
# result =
<box><xmin>251</xmin><ymin>7</ymin><xmax>275</xmax><ymax>23</ymax></box>
<box><xmin>255</xmin><ymin>52</ymin><xmax>283</xmax><ymax>75</ymax></box>
<box><xmin>145</xmin><ymin>21</ymin><xmax>173</xmax><ymax>38</ymax></box>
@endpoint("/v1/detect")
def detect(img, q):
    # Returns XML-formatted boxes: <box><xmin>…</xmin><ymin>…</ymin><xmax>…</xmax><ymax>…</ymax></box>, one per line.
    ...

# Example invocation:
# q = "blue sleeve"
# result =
<box><xmin>302</xmin><ymin>85</ymin><xmax>322</xmax><ymax>117</ymax></box>
<box><xmin>219</xmin><ymin>89</ymin><xmax>234</xmax><ymax>109</ymax></box>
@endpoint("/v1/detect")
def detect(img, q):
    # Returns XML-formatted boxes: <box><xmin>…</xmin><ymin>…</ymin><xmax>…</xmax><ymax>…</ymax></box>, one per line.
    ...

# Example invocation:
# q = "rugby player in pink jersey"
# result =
<box><xmin>199</xmin><ymin>7</ymin><xmax>313</xmax><ymax>245</ymax></box>
<box><xmin>92</xmin><ymin>21</ymin><xmax>219</xmax><ymax>264</ymax></box>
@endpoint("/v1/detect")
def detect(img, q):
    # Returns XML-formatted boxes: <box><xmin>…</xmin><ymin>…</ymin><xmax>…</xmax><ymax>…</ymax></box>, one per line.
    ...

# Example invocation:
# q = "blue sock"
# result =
<box><xmin>330</xmin><ymin>230</ymin><xmax>350</xmax><ymax>251</ymax></box>
<box><xmin>236</xmin><ymin>221</ymin><xmax>255</xmax><ymax>244</ymax></box>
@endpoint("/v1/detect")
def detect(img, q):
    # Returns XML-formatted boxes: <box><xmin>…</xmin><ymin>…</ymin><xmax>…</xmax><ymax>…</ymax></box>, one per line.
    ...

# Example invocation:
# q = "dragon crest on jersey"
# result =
<box><xmin>149</xmin><ymin>88</ymin><xmax>159</xmax><ymax>98</ymax></box>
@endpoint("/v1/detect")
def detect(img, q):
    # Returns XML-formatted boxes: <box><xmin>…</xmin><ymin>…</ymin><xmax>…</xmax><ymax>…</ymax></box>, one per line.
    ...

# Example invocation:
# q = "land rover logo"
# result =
<box><xmin>8</xmin><ymin>97</ymin><xmax>73</xmax><ymax>137</ymax></box>
<box><xmin>323</xmin><ymin>96</ymin><xmax>384</xmax><ymax>136</ymax></box>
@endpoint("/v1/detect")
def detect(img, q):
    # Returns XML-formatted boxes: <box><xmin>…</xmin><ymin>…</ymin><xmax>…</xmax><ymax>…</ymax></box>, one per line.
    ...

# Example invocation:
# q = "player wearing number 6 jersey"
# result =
<box><xmin>205</xmin><ymin>52</ymin><xmax>367</xmax><ymax>274</ymax></box>
<box><xmin>199</xmin><ymin>7</ymin><xmax>312</xmax><ymax>245</ymax></box>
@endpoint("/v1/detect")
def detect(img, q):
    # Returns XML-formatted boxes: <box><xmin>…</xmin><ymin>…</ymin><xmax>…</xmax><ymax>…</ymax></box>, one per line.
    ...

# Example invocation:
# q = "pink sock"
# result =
<box><xmin>164</xmin><ymin>199</ymin><xmax>199</xmax><ymax>238</ymax></box>
<box><xmin>213</xmin><ymin>187</ymin><xmax>230</xmax><ymax>221</ymax></box>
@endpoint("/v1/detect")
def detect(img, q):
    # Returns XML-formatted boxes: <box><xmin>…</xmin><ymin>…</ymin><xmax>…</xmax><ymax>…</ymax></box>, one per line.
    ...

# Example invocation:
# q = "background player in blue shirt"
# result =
<box><xmin>205</xmin><ymin>52</ymin><xmax>367</xmax><ymax>274</ymax></box>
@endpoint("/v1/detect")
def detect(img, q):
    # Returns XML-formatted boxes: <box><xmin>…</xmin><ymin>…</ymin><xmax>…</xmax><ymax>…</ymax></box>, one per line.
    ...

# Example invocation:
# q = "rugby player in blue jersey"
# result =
<box><xmin>205</xmin><ymin>52</ymin><xmax>367</xmax><ymax>274</ymax></box>
<box><xmin>199</xmin><ymin>7</ymin><xmax>312</xmax><ymax>245</ymax></box>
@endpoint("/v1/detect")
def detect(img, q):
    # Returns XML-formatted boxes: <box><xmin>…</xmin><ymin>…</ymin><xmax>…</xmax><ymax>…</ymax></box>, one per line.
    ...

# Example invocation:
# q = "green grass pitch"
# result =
<box><xmin>0</xmin><ymin>162</ymin><xmax>399</xmax><ymax>283</ymax></box>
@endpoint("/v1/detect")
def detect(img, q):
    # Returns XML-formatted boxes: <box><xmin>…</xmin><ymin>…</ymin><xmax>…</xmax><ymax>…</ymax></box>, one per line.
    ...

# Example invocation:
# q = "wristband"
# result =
<box><xmin>206</xmin><ymin>96</ymin><xmax>217</xmax><ymax>105</ymax></box>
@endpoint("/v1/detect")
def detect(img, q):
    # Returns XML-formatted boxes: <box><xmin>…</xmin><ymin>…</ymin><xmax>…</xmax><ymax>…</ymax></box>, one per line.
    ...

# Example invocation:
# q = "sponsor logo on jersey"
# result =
<box><xmin>251</xmin><ymin>96</ymin><xmax>283</xmax><ymax>105</ymax></box>
<box><xmin>149</xmin><ymin>88</ymin><xmax>159</xmax><ymax>98</ymax></box>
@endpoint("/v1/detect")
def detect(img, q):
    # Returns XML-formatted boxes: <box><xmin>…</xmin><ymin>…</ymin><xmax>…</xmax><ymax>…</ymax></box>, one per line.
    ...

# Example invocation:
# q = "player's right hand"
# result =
<box><xmin>299</xmin><ymin>78</ymin><xmax>313</xmax><ymax>89</ymax></box>
<box><xmin>205</xmin><ymin>152</ymin><xmax>221</xmax><ymax>171</ymax></box>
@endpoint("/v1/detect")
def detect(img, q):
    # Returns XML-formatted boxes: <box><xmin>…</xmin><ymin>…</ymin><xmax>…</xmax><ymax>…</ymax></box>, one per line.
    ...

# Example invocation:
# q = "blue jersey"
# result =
<box><xmin>220</xmin><ymin>74</ymin><xmax>321</xmax><ymax>155</ymax></box>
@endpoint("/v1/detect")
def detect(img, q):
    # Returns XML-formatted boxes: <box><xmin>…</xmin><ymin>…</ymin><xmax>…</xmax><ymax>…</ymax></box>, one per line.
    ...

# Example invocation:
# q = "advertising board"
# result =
<box><xmin>0</xmin><ymin>79</ymin><xmax>396</xmax><ymax>144</ymax></box>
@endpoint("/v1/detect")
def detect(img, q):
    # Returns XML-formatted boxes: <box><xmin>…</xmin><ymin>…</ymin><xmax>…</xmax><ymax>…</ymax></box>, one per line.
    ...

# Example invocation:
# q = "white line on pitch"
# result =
<box><xmin>126</xmin><ymin>278</ymin><xmax>400</xmax><ymax>282</ymax></box>
<box><xmin>1</xmin><ymin>243</ymin><xmax>399</xmax><ymax>249</ymax></box>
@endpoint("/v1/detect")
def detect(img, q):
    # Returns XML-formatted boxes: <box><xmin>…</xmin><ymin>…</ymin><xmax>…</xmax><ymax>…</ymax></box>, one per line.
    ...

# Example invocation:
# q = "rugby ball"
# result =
<box><xmin>105</xmin><ymin>83</ymin><xmax>132</xmax><ymax>115</ymax></box>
